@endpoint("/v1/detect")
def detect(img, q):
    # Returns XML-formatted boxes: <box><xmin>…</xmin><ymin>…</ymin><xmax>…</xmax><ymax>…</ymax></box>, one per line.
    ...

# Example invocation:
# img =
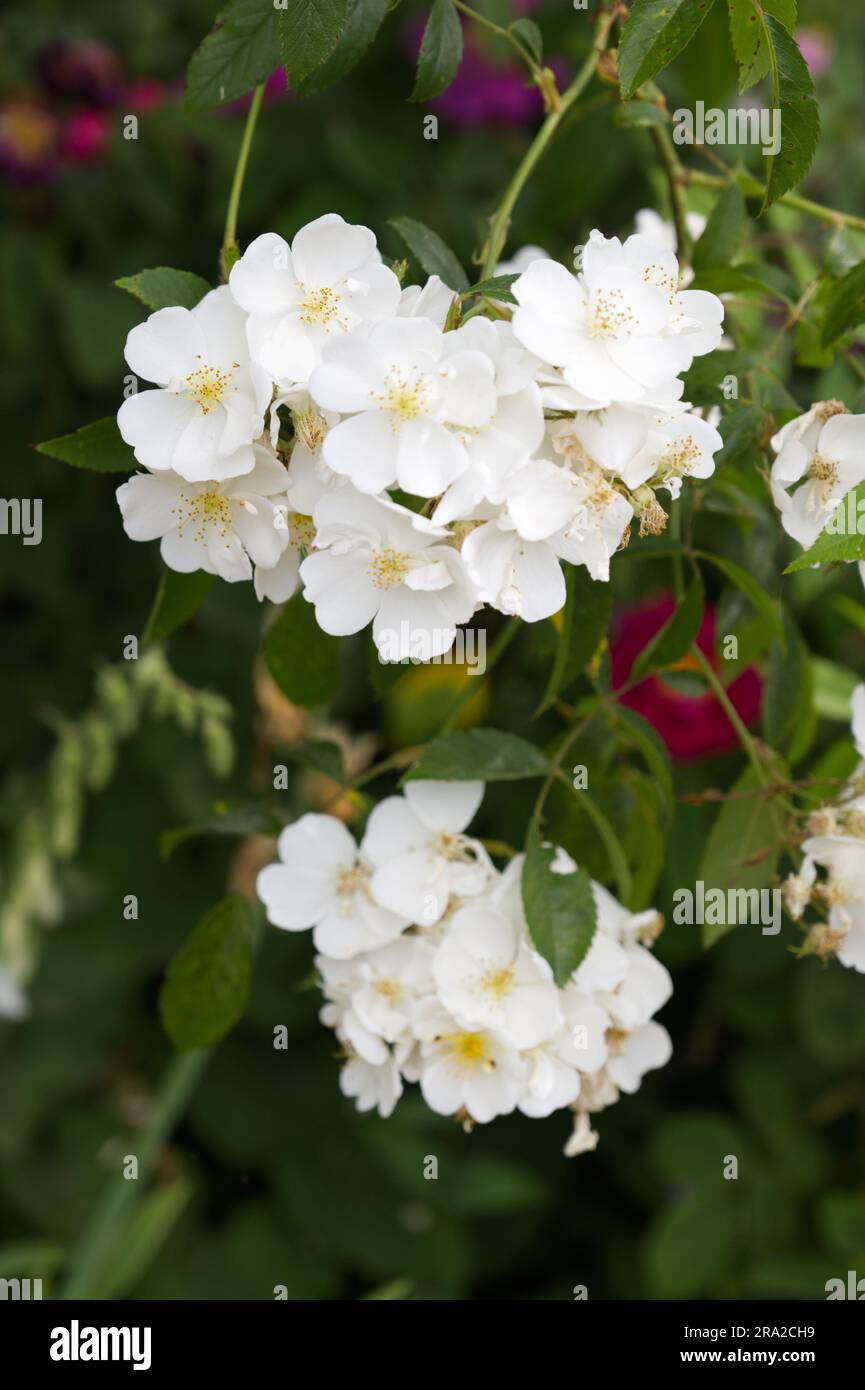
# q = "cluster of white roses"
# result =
<box><xmin>115</xmin><ymin>211</ymin><xmax>725</xmax><ymax>660</ymax></box>
<box><xmin>256</xmin><ymin>780</ymin><xmax>672</xmax><ymax>1152</ymax></box>
<box><xmin>770</xmin><ymin>400</ymin><xmax>865</xmax><ymax>549</ymax></box>
<box><xmin>783</xmin><ymin>685</ymin><xmax>865</xmax><ymax>972</ymax></box>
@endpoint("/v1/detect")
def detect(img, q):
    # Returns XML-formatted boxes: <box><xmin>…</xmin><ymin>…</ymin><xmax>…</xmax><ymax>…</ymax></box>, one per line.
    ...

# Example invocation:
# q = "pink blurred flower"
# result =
<box><xmin>60</xmin><ymin>107</ymin><xmax>110</xmax><ymax>164</ymax></box>
<box><xmin>611</xmin><ymin>593</ymin><xmax>763</xmax><ymax>760</ymax></box>
<box><xmin>123</xmin><ymin>79</ymin><xmax>167</xmax><ymax>114</ymax></box>
<box><xmin>795</xmin><ymin>27</ymin><xmax>835</xmax><ymax>80</ymax></box>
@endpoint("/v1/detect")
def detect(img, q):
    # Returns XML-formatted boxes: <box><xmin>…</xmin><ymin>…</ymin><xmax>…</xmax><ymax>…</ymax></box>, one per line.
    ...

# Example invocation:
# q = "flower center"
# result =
<box><xmin>292</xmin><ymin>406</ymin><xmax>328</xmax><ymax>450</ymax></box>
<box><xmin>336</xmin><ymin>864</ymin><xmax>365</xmax><ymax>913</ymax></box>
<box><xmin>288</xmin><ymin>512</ymin><xmax>315</xmax><ymax>550</ymax></box>
<box><xmin>588</xmin><ymin>289</ymin><xmax>634</xmax><ymax>341</ymax></box>
<box><xmin>173</xmin><ymin>487</ymin><xmax>232</xmax><ymax>541</ymax></box>
<box><xmin>443</xmin><ymin>1031</ymin><xmax>493</xmax><ymax>1072</ymax></box>
<box><xmin>185</xmin><ymin>359</ymin><xmax>236</xmax><ymax>414</ymax></box>
<box><xmin>370</xmin><ymin>547</ymin><xmax>409</xmax><ymax>589</ymax></box>
<box><xmin>298</xmin><ymin>284</ymin><xmax>342</xmax><ymax>327</ymax></box>
<box><xmin>481</xmin><ymin>967</ymin><xmax>514</xmax><ymax>1000</ymax></box>
<box><xmin>808</xmin><ymin>453</ymin><xmax>839</xmax><ymax>486</ymax></box>
<box><xmin>374</xmin><ymin>369</ymin><xmax>431</xmax><ymax>424</ymax></box>
<box><xmin>374</xmin><ymin>978</ymin><xmax>401</xmax><ymax>1002</ymax></box>
<box><xmin>660</xmin><ymin>434</ymin><xmax>700</xmax><ymax>477</ymax></box>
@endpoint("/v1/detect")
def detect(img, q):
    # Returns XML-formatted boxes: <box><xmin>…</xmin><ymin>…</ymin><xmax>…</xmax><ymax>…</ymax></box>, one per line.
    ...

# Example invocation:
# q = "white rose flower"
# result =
<box><xmin>432</xmin><ymin>901</ymin><xmax>562</xmax><ymax>1048</ymax></box>
<box><xmin>116</xmin><ymin>440</ymin><xmax>290</xmax><ymax>583</ymax></box>
<box><xmin>461</xmin><ymin>517</ymin><xmax>567</xmax><ymax>621</ymax></box>
<box><xmin>770</xmin><ymin>403</ymin><xmax>865</xmax><ymax>548</ymax></box>
<box><xmin>511</xmin><ymin>231</ymin><xmax>722</xmax><ymax>405</ymax></box>
<box><xmin>301</xmin><ymin>488</ymin><xmax>476</xmax><ymax>659</ymax></box>
<box><xmin>309</xmin><ymin>316</ymin><xmax>497</xmax><ymax>497</ymax></box>
<box><xmin>229</xmin><ymin>215</ymin><xmax>401</xmax><ymax>388</ymax></box>
<box><xmin>363</xmin><ymin>779</ymin><xmax>491</xmax><ymax>926</ymax></box>
<box><xmin>415</xmin><ymin>1007</ymin><xmax>527</xmax><ymax>1123</ymax></box>
<box><xmin>117</xmin><ymin>286</ymin><xmax>272</xmax><ymax>481</ymax></box>
<box><xmin>257</xmin><ymin>812</ymin><xmax>407</xmax><ymax>958</ymax></box>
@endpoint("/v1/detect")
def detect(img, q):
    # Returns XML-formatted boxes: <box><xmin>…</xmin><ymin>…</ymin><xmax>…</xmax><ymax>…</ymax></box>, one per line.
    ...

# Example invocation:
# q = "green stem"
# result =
<box><xmin>453</xmin><ymin>0</ymin><xmax>543</xmax><ymax>81</ymax></box>
<box><xmin>221</xmin><ymin>82</ymin><xmax>265</xmax><ymax>279</ymax></box>
<box><xmin>690</xmin><ymin>645</ymin><xmax>769</xmax><ymax>789</ymax></box>
<box><xmin>687</xmin><ymin>167</ymin><xmax>865</xmax><ymax>234</ymax></box>
<box><xmin>649</xmin><ymin>124</ymin><xmax>693</xmax><ymax>265</ymax></box>
<box><xmin>480</xmin><ymin>6</ymin><xmax>616</xmax><ymax>278</ymax></box>
<box><xmin>60</xmin><ymin>1048</ymin><xmax>211</xmax><ymax>1299</ymax></box>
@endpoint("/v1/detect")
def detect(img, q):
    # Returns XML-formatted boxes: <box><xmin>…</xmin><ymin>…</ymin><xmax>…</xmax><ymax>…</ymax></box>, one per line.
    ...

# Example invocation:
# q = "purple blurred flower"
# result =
<box><xmin>406</xmin><ymin>18</ymin><xmax>566</xmax><ymax>127</ymax></box>
<box><xmin>38</xmin><ymin>39</ymin><xmax>123</xmax><ymax>107</ymax></box>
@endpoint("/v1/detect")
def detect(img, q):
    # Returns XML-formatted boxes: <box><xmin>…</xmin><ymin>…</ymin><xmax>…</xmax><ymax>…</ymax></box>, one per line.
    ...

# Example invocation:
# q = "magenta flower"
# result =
<box><xmin>406</xmin><ymin>18</ymin><xmax>566</xmax><ymax>127</ymax></box>
<box><xmin>611</xmin><ymin>593</ymin><xmax>762</xmax><ymax>760</ymax></box>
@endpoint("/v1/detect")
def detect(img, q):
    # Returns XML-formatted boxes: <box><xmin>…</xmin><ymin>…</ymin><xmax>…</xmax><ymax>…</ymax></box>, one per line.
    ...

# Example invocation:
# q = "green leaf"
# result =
<box><xmin>577</xmin><ymin>792</ymin><xmax>633</xmax><ymax>906</ymax></box>
<box><xmin>618</xmin><ymin>0</ymin><xmax>718</xmax><ymax>100</ymax></box>
<box><xmin>410</xmin><ymin>0</ymin><xmax>463</xmax><ymax>102</ymax></box>
<box><xmin>610</xmin><ymin>705</ymin><xmax>674</xmax><ymax>815</ymax></box>
<box><xmin>698</xmin><ymin>761</ymin><xmax>786</xmax><ymax>947</ymax></box>
<box><xmin>610</xmin><ymin>98</ymin><xmax>669</xmax><ymax>128</ymax></box>
<box><xmin>264</xmin><ymin>593</ymin><xmax>342</xmax><ymax>708</ymax></box>
<box><xmin>161</xmin><ymin>799</ymin><xmax>282</xmax><ymax>861</ymax></box>
<box><xmin>763</xmin><ymin>608</ymin><xmax>812</xmax><ymax>753</ymax></box>
<box><xmin>681</xmin><ymin>349</ymin><xmax>756</xmax><ymax>406</ymax></box>
<box><xmin>115</xmin><ymin>267</ymin><xmax>211</xmax><ymax>312</ymax></box>
<box><xmin>282</xmin><ymin>739</ymin><xmax>346</xmax><ymax>783</ymax></box>
<box><xmin>160</xmin><ymin>893</ymin><xmax>255</xmax><ymax>1051</ymax></box>
<box><xmin>277</xmin><ymin>0</ymin><xmax>347</xmax><ymax>86</ymax></box>
<box><xmin>142</xmin><ymin>568</ymin><xmax>214</xmax><ymax>645</ymax></box>
<box><xmin>726</xmin><ymin>0</ymin><xmax>797</xmax><ymax>92</ymax></box>
<box><xmin>88</xmin><ymin>1177</ymin><xmax>194</xmax><ymax>1300</ymax></box>
<box><xmin>645</xmin><ymin>1190</ymin><xmax>740</xmax><ymax>1297</ymax></box>
<box><xmin>631</xmin><ymin>577</ymin><xmax>705</xmax><ymax>680</ymax></box>
<box><xmin>464</xmin><ymin>273</ymin><xmax>519</xmax><ymax>304</ymax></box>
<box><xmin>811</xmin><ymin>657</ymin><xmax>860</xmax><ymax>722</ymax></box>
<box><xmin>692</xmin><ymin>183</ymin><xmax>746</xmax><ymax>270</ymax></box>
<box><xmin>404</xmin><ymin>728</ymin><xmax>549</xmax><ymax>782</ymax></box>
<box><xmin>185</xmin><ymin>0</ymin><xmax>280</xmax><ymax>111</ymax></box>
<box><xmin>508</xmin><ymin>17</ymin><xmax>542</xmax><ymax>65</ymax></box>
<box><xmin>784</xmin><ymin>481</ymin><xmax>865</xmax><ymax>571</ymax></box>
<box><xmin>536</xmin><ymin>567</ymin><xmax>610</xmax><ymax>715</ymax></box>
<box><xmin>521</xmin><ymin>833</ymin><xmax>597</xmax><ymax>985</ymax></box>
<box><xmin>689</xmin><ymin>264</ymin><xmax>792</xmax><ymax>301</ymax></box>
<box><xmin>297</xmin><ymin>0</ymin><xmax>388</xmax><ymax>96</ymax></box>
<box><xmin>388</xmin><ymin>216</ymin><xmax>469</xmax><ymax>292</ymax></box>
<box><xmin>760</xmin><ymin>15</ymin><xmax>819</xmax><ymax>213</ymax></box>
<box><xmin>694</xmin><ymin>550</ymin><xmax>784</xmax><ymax>645</ymax></box>
<box><xmin>715</xmin><ymin>403</ymin><xmax>768</xmax><ymax>466</ymax></box>
<box><xmin>821</xmin><ymin>261</ymin><xmax>865</xmax><ymax>346</ymax></box>
<box><xmin>35</xmin><ymin>417</ymin><xmax>135</xmax><ymax>474</ymax></box>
